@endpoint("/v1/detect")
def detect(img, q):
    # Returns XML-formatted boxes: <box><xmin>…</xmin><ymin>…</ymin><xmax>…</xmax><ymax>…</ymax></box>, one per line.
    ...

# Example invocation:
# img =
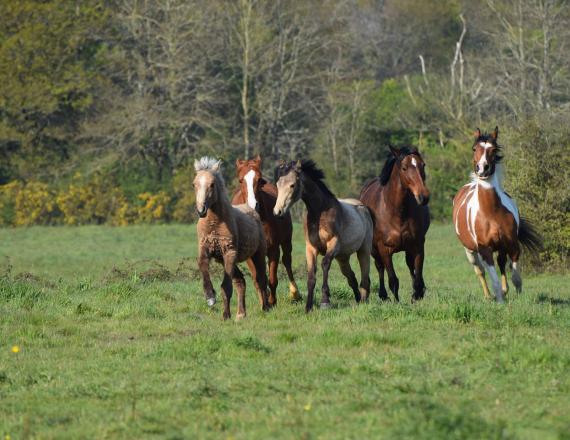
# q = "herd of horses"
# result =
<box><xmin>193</xmin><ymin>127</ymin><xmax>542</xmax><ymax>320</ymax></box>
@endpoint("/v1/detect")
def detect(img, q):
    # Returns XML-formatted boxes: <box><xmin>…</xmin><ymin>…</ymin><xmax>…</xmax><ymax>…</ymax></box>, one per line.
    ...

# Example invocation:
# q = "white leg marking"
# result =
<box><xmin>511</xmin><ymin>261</ymin><xmax>522</xmax><ymax>292</ymax></box>
<box><xmin>244</xmin><ymin>170</ymin><xmax>257</xmax><ymax>210</ymax></box>
<box><xmin>482</xmin><ymin>260</ymin><xmax>503</xmax><ymax>303</ymax></box>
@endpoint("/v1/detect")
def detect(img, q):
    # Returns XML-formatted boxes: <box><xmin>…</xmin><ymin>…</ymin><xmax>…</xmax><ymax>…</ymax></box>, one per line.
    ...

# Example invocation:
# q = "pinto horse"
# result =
<box><xmin>452</xmin><ymin>127</ymin><xmax>542</xmax><ymax>302</ymax></box>
<box><xmin>274</xmin><ymin>160</ymin><xmax>373</xmax><ymax>312</ymax></box>
<box><xmin>193</xmin><ymin>156</ymin><xmax>269</xmax><ymax>320</ymax></box>
<box><xmin>232</xmin><ymin>155</ymin><xmax>302</xmax><ymax>305</ymax></box>
<box><xmin>360</xmin><ymin>146</ymin><xmax>430</xmax><ymax>302</ymax></box>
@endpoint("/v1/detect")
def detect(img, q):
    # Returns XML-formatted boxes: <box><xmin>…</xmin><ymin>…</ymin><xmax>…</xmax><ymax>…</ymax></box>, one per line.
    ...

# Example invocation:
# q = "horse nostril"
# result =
<box><xmin>483</xmin><ymin>164</ymin><xmax>490</xmax><ymax>171</ymax></box>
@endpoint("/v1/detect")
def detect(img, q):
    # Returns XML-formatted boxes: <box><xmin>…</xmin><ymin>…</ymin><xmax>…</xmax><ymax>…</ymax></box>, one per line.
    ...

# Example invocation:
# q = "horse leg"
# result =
<box><xmin>337</xmin><ymin>256</ymin><xmax>361</xmax><ymax>304</ymax></box>
<box><xmin>250</xmin><ymin>250</ymin><xmax>270</xmax><ymax>311</ymax></box>
<box><xmin>233</xmin><ymin>265</ymin><xmax>247</xmax><ymax>320</ymax></box>
<box><xmin>497</xmin><ymin>250</ymin><xmax>509</xmax><ymax>297</ymax></box>
<box><xmin>198</xmin><ymin>249</ymin><xmax>216</xmax><ymax>307</ymax></box>
<box><xmin>411</xmin><ymin>250</ymin><xmax>426</xmax><ymax>302</ymax></box>
<box><xmin>464</xmin><ymin>247</ymin><xmax>492</xmax><ymax>300</ymax></box>
<box><xmin>221</xmin><ymin>253</ymin><xmax>236</xmax><ymax>320</ymax></box>
<box><xmin>267</xmin><ymin>245</ymin><xmax>279</xmax><ymax>307</ymax></box>
<box><xmin>382</xmin><ymin>250</ymin><xmax>399</xmax><ymax>302</ymax></box>
<box><xmin>305</xmin><ymin>244</ymin><xmax>318</xmax><ymax>313</ymax></box>
<box><xmin>509</xmin><ymin>244</ymin><xmax>522</xmax><ymax>294</ymax></box>
<box><xmin>373</xmin><ymin>251</ymin><xmax>389</xmax><ymax>301</ymax></box>
<box><xmin>356</xmin><ymin>246</ymin><xmax>371</xmax><ymax>303</ymax></box>
<box><xmin>479</xmin><ymin>248</ymin><xmax>504</xmax><ymax>303</ymax></box>
<box><xmin>320</xmin><ymin>238</ymin><xmax>339</xmax><ymax>309</ymax></box>
<box><xmin>282</xmin><ymin>241</ymin><xmax>302</xmax><ymax>301</ymax></box>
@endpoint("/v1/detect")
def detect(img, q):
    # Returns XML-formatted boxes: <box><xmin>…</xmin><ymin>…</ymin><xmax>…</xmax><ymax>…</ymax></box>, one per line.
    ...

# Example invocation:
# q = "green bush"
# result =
<box><xmin>503</xmin><ymin>117</ymin><xmax>570</xmax><ymax>267</ymax></box>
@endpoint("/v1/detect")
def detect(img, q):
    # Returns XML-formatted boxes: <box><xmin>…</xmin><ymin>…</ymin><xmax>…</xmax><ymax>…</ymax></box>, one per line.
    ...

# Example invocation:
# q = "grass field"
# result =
<box><xmin>0</xmin><ymin>223</ymin><xmax>568</xmax><ymax>439</ymax></box>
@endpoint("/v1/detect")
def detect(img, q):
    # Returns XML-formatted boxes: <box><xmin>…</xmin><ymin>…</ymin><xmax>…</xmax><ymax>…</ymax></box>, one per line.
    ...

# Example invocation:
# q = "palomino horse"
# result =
<box><xmin>452</xmin><ymin>127</ymin><xmax>542</xmax><ymax>302</ymax></box>
<box><xmin>360</xmin><ymin>146</ymin><xmax>430</xmax><ymax>302</ymax></box>
<box><xmin>193</xmin><ymin>156</ymin><xmax>269</xmax><ymax>320</ymax></box>
<box><xmin>273</xmin><ymin>160</ymin><xmax>373</xmax><ymax>312</ymax></box>
<box><xmin>232</xmin><ymin>155</ymin><xmax>302</xmax><ymax>306</ymax></box>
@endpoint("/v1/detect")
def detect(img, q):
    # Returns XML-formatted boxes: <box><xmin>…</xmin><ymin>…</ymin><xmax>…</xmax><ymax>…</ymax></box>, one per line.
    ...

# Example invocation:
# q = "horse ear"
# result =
<box><xmin>278</xmin><ymin>159</ymin><xmax>285</xmax><ymax>168</ymax></box>
<box><xmin>491</xmin><ymin>126</ymin><xmax>499</xmax><ymax>141</ymax></box>
<box><xmin>212</xmin><ymin>159</ymin><xmax>222</xmax><ymax>172</ymax></box>
<box><xmin>194</xmin><ymin>159</ymin><xmax>201</xmax><ymax>172</ymax></box>
<box><xmin>474</xmin><ymin>128</ymin><xmax>481</xmax><ymax>139</ymax></box>
<box><xmin>235</xmin><ymin>158</ymin><xmax>244</xmax><ymax>167</ymax></box>
<box><xmin>254</xmin><ymin>154</ymin><xmax>262</xmax><ymax>164</ymax></box>
<box><xmin>389</xmin><ymin>145</ymin><xmax>400</xmax><ymax>158</ymax></box>
<box><xmin>295</xmin><ymin>159</ymin><xmax>302</xmax><ymax>171</ymax></box>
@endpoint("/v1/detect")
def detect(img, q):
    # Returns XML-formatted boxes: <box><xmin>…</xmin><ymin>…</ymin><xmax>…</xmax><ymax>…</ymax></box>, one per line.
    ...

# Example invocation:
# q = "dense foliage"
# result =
<box><xmin>0</xmin><ymin>0</ymin><xmax>568</xmax><ymax>263</ymax></box>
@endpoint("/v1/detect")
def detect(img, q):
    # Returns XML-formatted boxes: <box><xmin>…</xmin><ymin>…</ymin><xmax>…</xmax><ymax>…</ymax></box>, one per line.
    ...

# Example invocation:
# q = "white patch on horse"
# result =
<box><xmin>244</xmin><ymin>170</ymin><xmax>257</xmax><ymax>210</ymax></box>
<box><xmin>480</xmin><ymin>142</ymin><xmax>493</xmax><ymax>149</ymax></box>
<box><xmin>471</xmin><ymin>163</ymin><xmax>520</xmax><ymax>228</ymax></box>
<box><xmin>411</xmin><ymin>157</ymin><xmax>417</xmax><ymax>167</ymax></box>
<box><xmin>466</xmin><ymin>185</ymin><xmax>479</xmax><ymax>244</ymax></box>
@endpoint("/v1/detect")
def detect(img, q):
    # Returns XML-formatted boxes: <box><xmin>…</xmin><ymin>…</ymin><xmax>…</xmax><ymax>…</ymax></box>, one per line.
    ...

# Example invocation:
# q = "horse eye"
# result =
<box><xmin>402</xmin><ymin>165</ymin><xmax>408</xmax><ymax>171</ymax></box>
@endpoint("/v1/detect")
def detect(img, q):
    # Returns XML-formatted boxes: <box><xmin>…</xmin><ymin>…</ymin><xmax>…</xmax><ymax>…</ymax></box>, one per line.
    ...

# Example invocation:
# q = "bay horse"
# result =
<box><xmin>232</xmin><ymin>155</ymin><xmax>302</xmax><ymax>306</ymax></box>
<box><xmin>452</xmin><ymin>127</ymin><xmax>542</xmax><ymax>302</ymax></box>
<box><xmin>273</xmin><ymin>160</ymin><xmax>373</xmax><ymax>312</ymax></box>
<box><xmin>193</xmin><ymin>156</ymin><xmax>269</xmax><ymax>320</ymax></box>
<box><xmin>360</xmin><ymin>146</ymin><xmax>430</xmax><ymax>302</ymax></box>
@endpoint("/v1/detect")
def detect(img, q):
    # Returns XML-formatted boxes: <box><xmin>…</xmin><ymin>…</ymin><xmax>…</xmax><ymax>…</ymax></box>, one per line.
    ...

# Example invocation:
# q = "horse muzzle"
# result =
<box><xmin>196</xmin><ymin>204</ymin><xmax>208</xmax><ymax>218</ymax></box>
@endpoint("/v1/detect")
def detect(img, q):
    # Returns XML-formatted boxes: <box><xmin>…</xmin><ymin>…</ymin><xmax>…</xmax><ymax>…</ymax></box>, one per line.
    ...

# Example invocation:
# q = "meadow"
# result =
<box><xmin>0</xmin><ymin>223</ymin><xmax>568</xmax><ymax>439</ymax></box>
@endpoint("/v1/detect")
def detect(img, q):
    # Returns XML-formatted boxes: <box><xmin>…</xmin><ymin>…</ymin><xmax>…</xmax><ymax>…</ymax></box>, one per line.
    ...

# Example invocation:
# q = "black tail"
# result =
<box><xmin>518</xmin><ymin>217</ymin><xmax>543</xmax><ymax>254</ymax></box>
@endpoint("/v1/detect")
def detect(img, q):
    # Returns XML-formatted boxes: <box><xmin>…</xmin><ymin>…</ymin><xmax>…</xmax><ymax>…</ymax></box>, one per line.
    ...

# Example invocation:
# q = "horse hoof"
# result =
<box><xmin>320</xmin><ymin>302</ymin><xmax>331</xmax><ymax>310</ymax></box>
<box><xmin>207</xmin><ymin>298</ymin><xmax>216</xmax><ymax>307</ymax></box>
<box><xmin>236</xmin><ymin>313</ymin><xmax>246</xmax><ymax>321</ymax></box>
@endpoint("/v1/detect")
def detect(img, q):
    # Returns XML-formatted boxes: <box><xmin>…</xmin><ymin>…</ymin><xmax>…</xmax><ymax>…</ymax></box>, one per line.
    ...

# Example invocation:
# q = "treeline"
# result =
<box><xmin>0</xmin><ymin>0</ymin><xmax>568</xmax><ymax>264</ymax></box>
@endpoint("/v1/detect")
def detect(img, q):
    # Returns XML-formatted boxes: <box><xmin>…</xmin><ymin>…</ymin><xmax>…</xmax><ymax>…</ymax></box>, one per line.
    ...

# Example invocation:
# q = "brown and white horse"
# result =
<box><xmin>274</xmin><ymin>160</ymin><xmax>373</xmax><ymax>312</ymax></box>
<box><xmin>452</xmin><ymin>127</ymin><xmax>542</xmax><ymax>302</ymax></box>
<box><xmin>232</xmin><ymin>155</ymin><xmax>302</xmax><ymax>305</ymax></box>
<box><xmin>360</xmin><ymin>146</ymin><xmax>430</xmax><ymax>302</ymax></box>
<box><xmin>194</xmin><ymin>157</ymin><xmax>269</xmax><ymax>320</ymax></box>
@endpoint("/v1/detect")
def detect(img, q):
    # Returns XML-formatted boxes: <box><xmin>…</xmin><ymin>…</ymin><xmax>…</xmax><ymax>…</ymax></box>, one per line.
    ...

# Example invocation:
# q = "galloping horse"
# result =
<box><xmin>194</xmin><ymin>156</ymin><xmax>269</xmax><ymax>320</ymax></box>
<box><xmin>232</xmin><ymin>155</ymin><xmax>302</xmax><ymax>305</ymax></box>
<box><xmin>360</xmin><ymin>146</ymin><xmax>430</xmax><ymax>302</ymax></box>
<box><xmin>273</xmin><ymin>160</ymin><xmax>373</xmax><ymax>312</ymax></box>
<box><xmin>452</xmin><ymin>127</ymin><xmax>542</xmax><ymax>302</ymax></box>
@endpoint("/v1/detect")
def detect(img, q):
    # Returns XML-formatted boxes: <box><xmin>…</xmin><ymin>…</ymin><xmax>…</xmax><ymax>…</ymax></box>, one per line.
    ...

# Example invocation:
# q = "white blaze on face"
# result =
<box><xmin>411</xmin><ymin>157</ymin><xmax>417</xmax><ymax>167</ymax></box>
<box><xmin>195</xmin><ymin>174</ymin><xmax>208</xmax><ymax>209</ymax></box>
<box><xmin>244</xmin><ymin>169</ymin><xmax>257</xmax><ymax>210</ymax></box>
<box><xmin>476</xmin><ymin>142</ymin><xmax>493</xmax><ymax>176</ymax></box>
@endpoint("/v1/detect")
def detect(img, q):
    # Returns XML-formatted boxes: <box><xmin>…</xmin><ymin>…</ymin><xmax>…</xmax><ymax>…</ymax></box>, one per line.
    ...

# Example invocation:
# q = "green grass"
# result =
<box><xmin>0</xmin><ymin>223</ymin><xmax>568</xmax><ymax>439</ymax></box>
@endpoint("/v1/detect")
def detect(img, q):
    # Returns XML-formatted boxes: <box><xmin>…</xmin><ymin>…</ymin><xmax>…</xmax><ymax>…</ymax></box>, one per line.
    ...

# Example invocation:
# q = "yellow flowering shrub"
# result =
<box><xmin>136</xmin><ymin>191</ymin><xmax>171</xmax><ymax>223</ymax></box>
<box><xmin>14</xmin><ymin>181</ymin><xmax>59</xmax><ymax>226</ymax></box>
<box><xmin>171</xmin><ymin>168</ymin><xmax>196</xmax><ymax>223</ymax></box>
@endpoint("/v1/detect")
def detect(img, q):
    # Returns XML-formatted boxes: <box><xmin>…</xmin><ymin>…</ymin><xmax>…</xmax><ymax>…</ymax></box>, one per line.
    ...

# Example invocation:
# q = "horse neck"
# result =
<box><xmin>206</xmin><ymin>179</ymin><xmax>234</xmax><ymax>225</ymax></box>
<box><xmin>300</xmin><ymin>174</ymin><xmax>338</xmax><ymax>216</ymax></box>
<box><xmin>384</xmin><ymin>167</ymin><xmax>411</xmax><ymax>217</ymax></box>
<box><xmin>472</xmin><ymin>163</ymin><xmax>505</xmax><ymax>211</ymax></box>
<box><xmin>257</xmin><ymin>181</ymin><xmax>277</xmax><ymax>220</ymax></box>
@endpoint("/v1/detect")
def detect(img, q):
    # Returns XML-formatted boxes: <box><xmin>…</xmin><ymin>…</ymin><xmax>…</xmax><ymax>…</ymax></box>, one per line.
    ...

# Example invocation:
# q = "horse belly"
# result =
<box><xmin>338</xmin><ymin>203</ymin><xmax>368</xmax><ymax>255</ymax></box>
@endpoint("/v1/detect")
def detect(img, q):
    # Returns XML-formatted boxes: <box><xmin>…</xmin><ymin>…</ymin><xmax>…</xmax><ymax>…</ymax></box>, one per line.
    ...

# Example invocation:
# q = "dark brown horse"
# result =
<box><xmin>232</xmin><ymin>155</ymin><xmax>302</xmax><ymax>305</ymax></box>
<box><xmin>274</xmin><ymin>160</ymin><xmax>373</xmax><ymax>312</ymax></box>
<box><xmin>452</xmin><ymin>127</ymin><xmax>542</xmax><ymax>302</ymax></box>
<box><xmin>360</xmin><ymin>146</ymin><xmax>430</xmax><ymax>302</ymax></box>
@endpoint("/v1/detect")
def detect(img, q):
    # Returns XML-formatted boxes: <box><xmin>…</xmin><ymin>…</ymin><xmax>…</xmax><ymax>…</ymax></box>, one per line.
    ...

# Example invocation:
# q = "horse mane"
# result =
<box><xmin>379</xmin><ymin>146</ymin><xmax>420</xmax><ymax>185</ymax></box>
<box><xmin>195</xmin><ymin>156</ymin><xmax>225</xmax><ymax>185</ymax></box>
<box><xmin>275</xmin><ymin>160</ymin><xmax>336</xmax><ymax>198</ymax></box>
<box><xmin>474</xmin><ymin>132</ymin><xmax>503</xmax><ymax>162</ymax></box>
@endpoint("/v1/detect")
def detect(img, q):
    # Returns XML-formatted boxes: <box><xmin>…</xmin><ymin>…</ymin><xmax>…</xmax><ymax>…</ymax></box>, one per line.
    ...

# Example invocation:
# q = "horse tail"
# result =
<box><xmin>518</xmin><ymin>217</ymin><xmax>543</xmax><ymax>255</ymax></box>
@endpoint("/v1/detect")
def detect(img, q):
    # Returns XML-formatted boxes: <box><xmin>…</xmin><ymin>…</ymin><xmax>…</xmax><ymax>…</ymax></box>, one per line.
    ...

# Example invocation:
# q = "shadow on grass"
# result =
<box><xmin>535</xmin><ymin>294</ymin><xmax>570</xmax><ymax>306</ymax></box>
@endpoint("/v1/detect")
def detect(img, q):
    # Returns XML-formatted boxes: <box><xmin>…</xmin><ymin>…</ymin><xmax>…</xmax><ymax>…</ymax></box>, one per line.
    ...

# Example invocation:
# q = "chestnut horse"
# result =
<box><xmin>194</xmin><ymin>156</ymin><xmax>269</xmax><ymax>320</ymax></box>
<box><xmin>452</xmin><ymin>127</ymin><xmax>542</xmax><ymax>302</ymax></box>
<box><xmin>274</xmin><ymin>160</ymin><xmax>373</xmax><ymax>312</ymax></box>
<box><xmin>232</xmin><ymin>155</ymin><xmax>302</xmax><ymax>306</ymax></box>
<box><xmin>360</xmin><ymin>146</ymin><xmax>430</xmax><ymax>302</ymax></box>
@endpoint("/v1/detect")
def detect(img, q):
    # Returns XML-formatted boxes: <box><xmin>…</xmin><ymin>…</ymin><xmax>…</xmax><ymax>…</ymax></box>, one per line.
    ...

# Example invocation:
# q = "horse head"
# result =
<box><xmin>273</xmin><ymin>159</ymin><xmax>302</xmax><ymax>217</ymax></box>
<box><xmin>389</xmin><ymin>146</ymin><xmax>430</xmax><ymax>206</ymax></box>
<box><xmin>193</xmin><ymin>157</ymin><xmax>223</xmax><ymax>218</ymax></box>
<box><xmin>236</xmin><ymin>154</ymin><xmax>262</xmax><ymax>213</ymax></box>
<box><xmin>472</xmin><ymin>126</ymin><xmax>502</xmax><ymax>179</ymax></box>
